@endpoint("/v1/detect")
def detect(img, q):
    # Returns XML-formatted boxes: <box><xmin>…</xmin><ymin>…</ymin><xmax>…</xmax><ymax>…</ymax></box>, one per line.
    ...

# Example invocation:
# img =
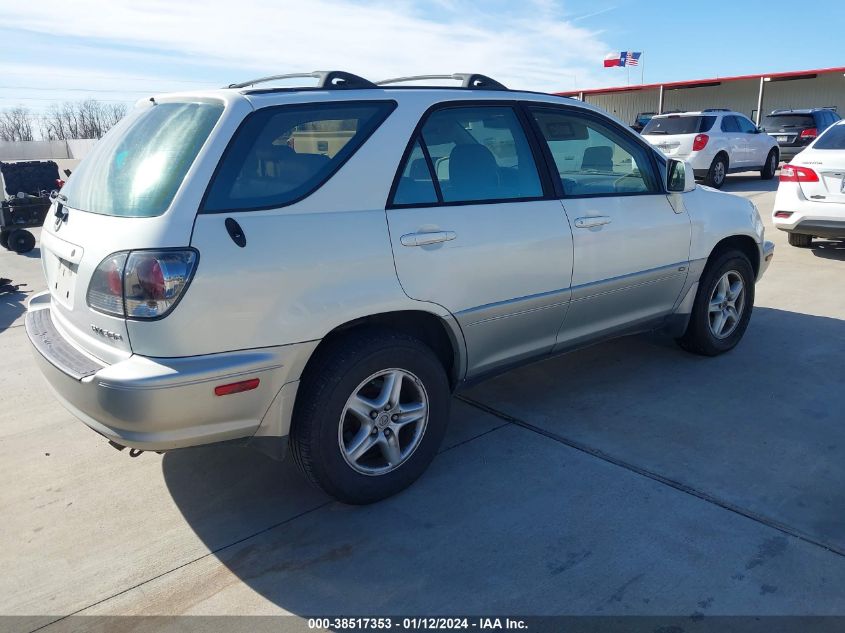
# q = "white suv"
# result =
<box><xmin>26</xmin><ymin>71</ymin><xmax>774</xmax><ymax>504</ymax></box>
<box><xmin>642</xmin><ymin>110</ymin><xmax>780</xmax><ymax>188</ymax></box>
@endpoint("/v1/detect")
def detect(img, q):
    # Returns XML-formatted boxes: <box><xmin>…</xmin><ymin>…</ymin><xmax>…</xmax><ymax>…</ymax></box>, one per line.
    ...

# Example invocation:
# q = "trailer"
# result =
<box><xmin>0</xmin><ymin>160</ymin><xmax>61</xmax><ymax>254</ymax></box>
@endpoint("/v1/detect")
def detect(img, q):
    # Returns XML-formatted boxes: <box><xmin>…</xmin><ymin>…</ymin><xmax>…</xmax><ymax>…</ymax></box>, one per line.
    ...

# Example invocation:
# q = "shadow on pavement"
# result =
<box><xmin>160</xmin><ymin>307</ymin><xmax>845</xmax><ymax>614</ymax></box>
<box><xmin>0</xmin><ymin>283</ymin><xmax>27</xmax><ymax>331</ymax></box>
<box><xmin>811</xmin><ymin>239</ymin><xmax>845</xmax><ymax>261</ymax></box>
<box><xmin>718</xmin><ymin>173</ymin><xmax>779</xmax><ymax>194</ymax></box>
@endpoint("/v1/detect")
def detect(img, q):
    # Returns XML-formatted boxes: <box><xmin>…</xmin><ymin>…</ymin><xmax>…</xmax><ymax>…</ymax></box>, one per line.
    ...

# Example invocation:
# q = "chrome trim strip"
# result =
<box><xmin>458</xmin><ymin>287</ymin><xmax>571</xmax><ymax>327</ymax></box>
<box><xmin>571</xmin><ymin>261</ymin><xmax>689</xmax><ymax>302</ymax></box>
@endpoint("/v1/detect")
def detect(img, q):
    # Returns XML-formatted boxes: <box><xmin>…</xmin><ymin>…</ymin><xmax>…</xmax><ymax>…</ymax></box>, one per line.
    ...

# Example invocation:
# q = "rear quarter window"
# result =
<box><xmin>202</xmin><ymin>101</ymin><xmax>395</xmax><ymax>212</ymax></box>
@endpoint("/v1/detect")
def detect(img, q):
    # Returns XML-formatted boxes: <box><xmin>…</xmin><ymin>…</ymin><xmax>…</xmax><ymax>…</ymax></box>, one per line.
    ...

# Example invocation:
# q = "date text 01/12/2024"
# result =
<box><xmin>307</xmin><ymin>618</ymin><xmax>528</xmax><ymax>630</ymax></box>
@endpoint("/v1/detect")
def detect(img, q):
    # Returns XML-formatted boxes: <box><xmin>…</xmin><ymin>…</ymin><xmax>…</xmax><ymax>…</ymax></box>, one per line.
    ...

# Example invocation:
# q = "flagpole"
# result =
<box><xmin>641</xmin><ymin>53</ymin><xmax>644</xmax><ymax>84</ymax></box>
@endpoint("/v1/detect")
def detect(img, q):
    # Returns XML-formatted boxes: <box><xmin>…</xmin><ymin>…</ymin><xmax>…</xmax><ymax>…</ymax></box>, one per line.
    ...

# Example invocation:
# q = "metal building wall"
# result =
<box><xmin>762</xmin><ymin>73</ymin><xmax>845</xmax><ymax>117</ymax></box>
<box><xmin>584</xmin><ymin>88</ymin><xmax>660</xmax><ymax>126</ymax></box>
<box><xmin>578</xmin><ymin>70</ymin><xmax>845</xmax><ymax>126</ymax></box>
<box><xmin>663</xmin><ymin>80</ymin><xmax>758</xmax><ymax>118</ymax></box>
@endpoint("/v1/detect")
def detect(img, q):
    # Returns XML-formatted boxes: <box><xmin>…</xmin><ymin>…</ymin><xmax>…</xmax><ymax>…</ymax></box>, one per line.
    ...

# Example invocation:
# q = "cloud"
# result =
<box><xmin>571</xmin><ymin>6</ymin><xmax>617</xmax><ymax>22</ymax></box>
<box><xmin>0</xmin><ymin>0</ymin><xmax>611</xmax><ymax>96</ymax></box>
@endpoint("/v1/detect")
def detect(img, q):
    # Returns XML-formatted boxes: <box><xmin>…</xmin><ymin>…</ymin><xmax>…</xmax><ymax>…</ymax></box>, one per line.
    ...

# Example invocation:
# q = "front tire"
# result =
<box><xmin>677</xmin><ymin>250</ymin><xmax>755</xmax><ymax>356</ymax></box>
<box><xmin>705</xmin><ymin>155</ymin><xmax>728</xmax><ymax>188</ymax></box>
<box><xmin>787</xmin><ymin>232</ymin><xmax>813</xmax><ymax>248</ymax></box>
<box><xmin>761</xmin><ymin>149</ymin><xmax>778</xmax><ymax>180</ymax></box>
<box><xmin>0</xmin><ymin>230</ymin><xmax>9</xmax><ymax>250</ymax></box>
<box><xmin>290</xmin><ymin>329</ymin><xmax>450</xmax><ymax>504</ymax></box>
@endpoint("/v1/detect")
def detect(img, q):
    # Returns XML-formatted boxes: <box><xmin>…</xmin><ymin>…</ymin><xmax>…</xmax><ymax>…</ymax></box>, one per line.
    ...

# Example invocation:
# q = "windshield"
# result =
<box><xmin>62</xmin><ymin>101</ymin><xmax>223</xmax><ymax>217</ymax></box>
<box><xmin>762</xmin><ymin>114</ymin><xmax>814</xmax><ymax>130</ymax></box>
<box><xmin>813</xmin><ymin>124</ymin><xmax>845</xmax><ymax>150</ymax></box>
<box><xmin>642</xmin><ymin>115</ymin><xmax>715</xmax><ymax>135</ymax></box>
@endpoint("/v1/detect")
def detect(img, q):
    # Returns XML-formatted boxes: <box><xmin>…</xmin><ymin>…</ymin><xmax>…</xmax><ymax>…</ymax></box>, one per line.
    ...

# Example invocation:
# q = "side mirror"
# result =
<box><xmin>667</xmin><ymin>158</ymin><xmax>696</xmax><ymax>193</ymax></box>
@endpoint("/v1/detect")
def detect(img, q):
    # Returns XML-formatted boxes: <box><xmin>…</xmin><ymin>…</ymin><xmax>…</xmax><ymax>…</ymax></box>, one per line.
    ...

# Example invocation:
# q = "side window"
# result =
<box><xmin>736</xmin><ymin>116</ymin><xmax>757</xmax><ymax>134</ymax></box>
<box><xmin>529</xmin><ymin>107</ymin><xmax>659</xmax><ymax>196</ymax></box>
<box><xmin>414</xmin><ymin>106</ymin><xmax>543</xmax><ymax>204</ymax></box>
<box><xmin>203</xmin><ymin>101</ymin><xmax>394</xmax><ymax>212</ymax></box>
<box><xmin>721</xmin><ymin>116</ymin><xmax>740</xmax><ymax>133</ymax></box>
<box><xmin>392</xmin><ymin>140</ymin><xmax>438</xmax><ymax>206</ymax></box>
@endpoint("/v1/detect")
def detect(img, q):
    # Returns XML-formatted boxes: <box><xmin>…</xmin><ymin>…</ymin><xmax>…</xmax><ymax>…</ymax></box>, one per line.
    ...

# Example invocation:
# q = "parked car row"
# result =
<box><xmin>633</xmin><ymin>107</ymin><xmax>840</xmax><ymax>189</ymax></box>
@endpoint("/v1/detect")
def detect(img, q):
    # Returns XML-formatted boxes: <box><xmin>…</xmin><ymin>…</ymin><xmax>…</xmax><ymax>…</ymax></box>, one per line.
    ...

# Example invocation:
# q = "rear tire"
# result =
<box><xmin>761</xmin><ymin>149</ymin><xmax>778</xmax><ymax>180</ymax></box>
<box><xmin>7</xmin><ymin>229</ymin><xmax>35</xmax><ymax>254</ymax></box>
<box><xmin>0</xmin><ymin>230</ymin><xmax>9</xmax><ymax>250</ymax></box>
<box><xmin>290</xmin><ymin>329</ymin><xmax>450</xmax><ymax>504</ymax></box>
<box><xmin>705</xmin><ymin>155</ymin><xmax>728</xmax><ymax>188</ymax></box>
<box><xmin>787</xmin><ymin>232</ymin><xmax>813</xmax><ymax>248</ymax></box>
<box><xmin>677</xmin><ymin>249</ymin><xmax>755</xmax><ymax>356</ymax></box>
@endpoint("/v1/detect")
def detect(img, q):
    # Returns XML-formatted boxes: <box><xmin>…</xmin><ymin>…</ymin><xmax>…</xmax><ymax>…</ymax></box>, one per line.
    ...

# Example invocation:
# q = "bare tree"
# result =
<box><xmin>0</xmin><ymin>106</ymin><xmax>35</xmax><ymax>142</ymax></box>
<box><xmin>39</xmin><ymin>100</ymin><xmax>128</xmax><ymax>140</ymax></box>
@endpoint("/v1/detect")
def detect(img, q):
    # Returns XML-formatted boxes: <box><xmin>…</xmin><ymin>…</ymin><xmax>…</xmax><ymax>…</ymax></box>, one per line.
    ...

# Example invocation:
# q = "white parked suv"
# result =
<box><xmin>773</xmin><ymin>119</ymin><xmax>845</xmax><ymax>247</ymax></box>
<box><xmin>642</xmin><ymin>110</ymin><xmax>780</xmax><ymax>188</ymax></box>
<box><xmin>26</xmin><ymin>71</ymin><xmax>774</xmax><ymax>503</ymax></box>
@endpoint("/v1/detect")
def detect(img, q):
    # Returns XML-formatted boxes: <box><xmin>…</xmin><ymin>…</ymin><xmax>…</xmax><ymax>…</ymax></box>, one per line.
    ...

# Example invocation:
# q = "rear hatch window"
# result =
<box><xmin>642</xmin><ymin>115</ymin><xmax>715</xmax><ymax>135</ymax></box>
<box><xmin>60</xmin><ymin>101</ymin><xmax>223</xmax><ymax>217</ymax></box>
<box><xmin>762</xmin><ymin>114</ymin><xmax>814</xmax><ymax>131</ymax></box>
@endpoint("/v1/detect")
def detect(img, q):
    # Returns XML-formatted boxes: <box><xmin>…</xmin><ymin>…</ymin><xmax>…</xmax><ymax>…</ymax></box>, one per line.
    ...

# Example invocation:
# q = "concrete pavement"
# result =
<box><xmin>1</xmin><ymin>173</ymin><xmax>844</xmax><ymax>627</ymax></box>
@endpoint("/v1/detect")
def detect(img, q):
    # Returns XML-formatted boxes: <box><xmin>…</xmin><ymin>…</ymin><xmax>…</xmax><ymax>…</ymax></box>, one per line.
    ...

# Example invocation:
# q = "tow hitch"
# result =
<box><xmin>107</xmin><ymin>440</ymin><xmax>144</xmax><ymax>457</ymax></box>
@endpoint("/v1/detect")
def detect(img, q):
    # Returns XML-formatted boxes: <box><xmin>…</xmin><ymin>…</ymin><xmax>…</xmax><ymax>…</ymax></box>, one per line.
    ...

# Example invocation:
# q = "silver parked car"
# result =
<box><xmin>26</xmin><ymin>71</ymin><xmax>774</xmax><ymax>503</ymax></box>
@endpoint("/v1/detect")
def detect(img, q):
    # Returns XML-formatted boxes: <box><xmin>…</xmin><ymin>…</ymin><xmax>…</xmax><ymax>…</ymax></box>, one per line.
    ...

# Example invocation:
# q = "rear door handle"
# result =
<box><xmin>400</xmin><ymin>231</ymin><xmax>457</xmax><ymax>247</ymax></box>
<box><xmin>573</xmin><ymin>216</ymin><xmax>612</xmax><ymax>229</ymax></box>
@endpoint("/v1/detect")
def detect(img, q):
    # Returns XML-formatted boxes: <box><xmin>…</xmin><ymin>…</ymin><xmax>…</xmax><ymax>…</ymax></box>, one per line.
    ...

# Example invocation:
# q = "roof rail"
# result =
<box><xmin>702</xmin><ymin>108</ymin><xmax>731</xmax><ymax>112</ymax></box>
<box><xmin>375</xmin><ymin>73</ymin><xmax>508</xmax><ymax>90</ymax></box>
<box><xmin>228</xmin><ymin>71</ymin><xmax>376</xmax><ymax>90</ymax></box>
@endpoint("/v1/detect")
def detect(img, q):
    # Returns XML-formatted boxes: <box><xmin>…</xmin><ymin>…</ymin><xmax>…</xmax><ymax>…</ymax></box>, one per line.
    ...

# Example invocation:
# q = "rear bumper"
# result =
<box><xmin>777</xmin><ymin>146</ymin><xmax>805</xmax><ymax>161</ymax></box>
<box><xmin>25</xmin><ymin>299</ymin><xmax>315</xmax><ymax>452</ymax></box>
<box><xmin>778</xmin><ymin>220</ymin><xmax>845</xmax><ymax>239</ymax></box>
<box><xmin>772</xmin><ymin>194</ymin><xmax>845</xmax><ymax>237</ymax></box>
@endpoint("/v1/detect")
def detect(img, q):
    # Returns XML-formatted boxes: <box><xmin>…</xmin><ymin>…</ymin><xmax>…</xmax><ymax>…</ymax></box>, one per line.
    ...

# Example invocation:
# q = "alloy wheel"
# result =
<box><xmin>338</xmin><ymin>368</ymin><xmax>429</xmax><ymax>476</ymax></box>
<box><xmin>708</xmin><ymin>270</ymin><xmax>745</xmax><ymax>339</ymax></box>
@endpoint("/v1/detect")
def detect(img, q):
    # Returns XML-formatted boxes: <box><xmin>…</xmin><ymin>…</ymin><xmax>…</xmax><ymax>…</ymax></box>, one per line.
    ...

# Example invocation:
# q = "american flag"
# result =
<box><xmin>625</xmin><ymin>51</ymin><xmax>642</xmax><ymax>66</ymax></box>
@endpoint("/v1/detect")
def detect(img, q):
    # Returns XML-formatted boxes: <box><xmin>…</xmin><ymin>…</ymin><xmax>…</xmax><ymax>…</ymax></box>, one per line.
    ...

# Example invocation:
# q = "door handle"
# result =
<box><xmin>573</xmin><ymin>216</ymin><xmax>612</xmax><ymax>229</ymax></box>
<box><xmin>400</xmin><ymin>231</ymin><xmax>457</xmax><ymax>247</ymax></box>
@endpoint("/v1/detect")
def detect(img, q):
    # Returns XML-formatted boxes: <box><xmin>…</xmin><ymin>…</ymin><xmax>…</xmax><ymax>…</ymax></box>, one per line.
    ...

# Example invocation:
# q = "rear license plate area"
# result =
<box><xmin>52</xmin><ymin>258</ymin><xmax>77</xmax><ymax>308</ymax></box>
<box><xmin>776</xmin><ymin>136</ymin><xmax>788</xmax><ymax>142</ymax></box>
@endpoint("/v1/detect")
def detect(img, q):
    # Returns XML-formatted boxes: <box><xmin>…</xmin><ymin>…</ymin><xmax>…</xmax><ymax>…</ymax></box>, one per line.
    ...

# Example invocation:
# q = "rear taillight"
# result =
<box><xmin>86</xmin><ymin>253</ymin><xmax>128</xmax><ymax>316</ymax></box>
<box><xmin>799</xmin><ymin>128</ymin><xmax>818</xmax><ymax>139</ymax></box>
<box><xmin>87</xmin><ymin>250</ymin><xmax>198</xmax><ymax>319</ymax></box>
<box><xmin>692</xmin><ymin>134</ymin><xmax>709</xmax><ymax>151</ymax></box>
<box><xmin>774</xmin><ymin>211</ymin><xmax>793</xmax><ymax>218</ymax></box>
<box><xmin>779</xmin><ymin>164</ymin><xmax>819</xmax><ymax>183</ymax></box>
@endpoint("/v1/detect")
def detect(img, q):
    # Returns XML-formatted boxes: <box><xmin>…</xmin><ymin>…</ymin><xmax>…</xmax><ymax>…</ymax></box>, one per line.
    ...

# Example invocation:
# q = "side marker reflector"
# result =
<box><xmin>214</xmin><ymin>378</ymin><xmax>260</xmax><ymax>396</ymax></box>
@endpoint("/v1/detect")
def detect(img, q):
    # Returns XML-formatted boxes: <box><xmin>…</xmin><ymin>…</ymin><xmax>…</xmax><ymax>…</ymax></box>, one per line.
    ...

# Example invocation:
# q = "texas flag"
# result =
<box><xmin>604</xmin><ymin>52</ymin><xmax>624</xmax><ymax>67</ymax></box>
<box><xmin>604</xmin><ymin>51</ymin><xmax>641</xmax><ymax>67</ymax></box>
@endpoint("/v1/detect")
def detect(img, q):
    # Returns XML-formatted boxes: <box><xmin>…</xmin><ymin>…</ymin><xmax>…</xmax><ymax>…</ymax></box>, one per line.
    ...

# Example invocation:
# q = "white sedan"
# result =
<box><xmin>773</xmin><ymin>120</ymin><xmax>845</xmax><ymax>247</ymax></box>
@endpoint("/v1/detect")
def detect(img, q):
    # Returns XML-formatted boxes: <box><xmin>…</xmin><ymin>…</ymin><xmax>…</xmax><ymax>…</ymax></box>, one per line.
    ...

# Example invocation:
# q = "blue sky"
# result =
<box><xmin>0</xmin><ymin>0</ymin><xmax>843</xmax><ymax>115</ymax></box>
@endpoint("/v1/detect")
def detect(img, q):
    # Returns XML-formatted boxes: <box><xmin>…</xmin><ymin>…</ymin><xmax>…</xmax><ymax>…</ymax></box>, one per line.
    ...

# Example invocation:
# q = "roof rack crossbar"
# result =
<box><xmin>375</xmin><ymin>73</ymin><xmax>508</xmax><ymax>90</ymax></box>
<box><xmin>228</xmin><ymin>71</ymin><xmax>376</xmax><ymax>90</ymax></box>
